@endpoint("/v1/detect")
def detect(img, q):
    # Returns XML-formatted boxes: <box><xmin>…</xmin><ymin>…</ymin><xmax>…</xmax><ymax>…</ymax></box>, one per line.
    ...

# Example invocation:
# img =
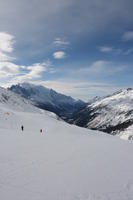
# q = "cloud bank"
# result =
<box><xmin>0</xmin><ymin>32</ymin><xmax>51</xmax><ymax>84</ymax></box>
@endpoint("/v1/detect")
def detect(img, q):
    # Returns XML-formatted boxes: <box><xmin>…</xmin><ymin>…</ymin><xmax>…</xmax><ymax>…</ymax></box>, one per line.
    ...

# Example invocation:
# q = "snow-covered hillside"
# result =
<box><xmin>72</xmin><ymin>88</ymin><xmax>133</xmax><ymax>140</ymax></box>
<box><xmin>0</xmin><ymin>87</ymin><xmax>133</xmax><ymax>199</ymax></box>
<box><xmin>0</xmin><ymin>86</ymin><xmax>41</xmax><ymax>113</ymax></box>
<box><xmin>9</xmin><ymin>82</ymin><xmax>85</xmax><ymax>118</ymax></box>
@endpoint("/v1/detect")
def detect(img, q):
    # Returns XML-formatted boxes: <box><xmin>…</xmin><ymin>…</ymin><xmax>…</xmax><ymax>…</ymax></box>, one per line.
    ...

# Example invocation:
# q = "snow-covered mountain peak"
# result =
<box><xmin>9</xmin><ymin>82</ymin><xmax>86</xmax><ymax>118</ymax></box>
<box><xmin>19</xmin><ymin>82</ymin><xmax>51</xmax><ymax>93</ymax></box>
<box><xmin>18</xmin><ymin>82</ymin><xmax>78</xmax><ymax>103</ymax></box>
<box><xmin>72</xmin><ymin>87</ymin><xmax>133</xmax><ymax>140</ymax></box>
<box><xmin>92</xmin><ymin>87</ymin><xmax>133</xmax><ymax>109</ymax></box>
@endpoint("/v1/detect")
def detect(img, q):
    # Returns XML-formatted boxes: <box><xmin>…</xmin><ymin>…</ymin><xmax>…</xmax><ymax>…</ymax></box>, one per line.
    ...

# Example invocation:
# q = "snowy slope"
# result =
<box><xmin>0</xmin><ymin>86</ymin><xmax>42</xmax><ymax>113</ymax></box>
<box><xmin>72</xmin><ymin>88</ymin><xmax>133</xmax><ymax>140</ymax></box>
<box><xmin>9</xmin><ymin>82</ymin><xmax>85</xmax><ymax>118</ymax></box>
<box><xmin>0</xmin><ymin>89</ymin><xmax>133</xmax><ymax>199</ymax></box>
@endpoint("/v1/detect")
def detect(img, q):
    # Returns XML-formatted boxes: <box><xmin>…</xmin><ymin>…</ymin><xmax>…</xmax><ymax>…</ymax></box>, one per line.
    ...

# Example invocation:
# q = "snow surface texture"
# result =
<box><xmin>0</xmin><ymin>88</ymin><xmax>133</xmax><ymax>199</ymax></box>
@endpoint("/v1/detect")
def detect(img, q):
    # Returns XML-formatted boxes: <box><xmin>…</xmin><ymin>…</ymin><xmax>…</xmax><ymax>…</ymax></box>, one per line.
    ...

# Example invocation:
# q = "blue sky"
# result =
<box><xmin>0</xmin><ymin>0</ymin><xmax>133</xmax><ymax>101</ymax></box>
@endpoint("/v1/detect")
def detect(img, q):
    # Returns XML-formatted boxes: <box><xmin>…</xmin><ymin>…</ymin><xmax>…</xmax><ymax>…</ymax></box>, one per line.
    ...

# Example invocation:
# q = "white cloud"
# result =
<box><xmin>99</xmin><ymin>46</ymin><xmax>113</xmax><ymax>53</ymax></box>
<box><xmin>15</xmin><ymin>62</ymin><xmax>51</xmax><ymax>82</ymax></box>
<box><xmin>0</xmin><ymin>32</ymin><xmax>14</xmax><ymax>53</ymax></box>
<box><xmin>0</xmin><ymin>62</ymin><xmax>19</xmax><ymax>77</ymax></box>
<box><xmin>53</xmin><ymin>51</ymin><xmax>66</xmax><ymax>59</ymax></box>
<box><xmin>0</xmin><ymin>32</ymin><xmax>53</xmax><ymax>84</ymax></box>
<box><xmin>26</xmin><ymin>63</ymin><xmax>47</xmax><ymax>78</ymax></box>
<box><xmin>122</xmin><ymin>31</ymin><xmax>133</xmax><ymax>41</ymax></box>
<box><xmin>0</xmin><ymin>32</ymin><xmax>15</xmax><ymax>63</ymax></box>
<box><xmin>89</xmin><ymin>60</ymin><xmax>108</xmax><ymax>73</ymax></box>
<box><xmin>0</xmin><ymin>32</ymin><xmax>18</xmax><ymax>78</ymax></box>
<box><xmin>0</xmin><ymin>61</ymin><xmax>53</xmax><ymax>87</ymax></box>
<box><xmin>19</xmin><ymin>63</ymin><xmax>48</xmax><ymax>81</ymax></box>
<box><xmin>75</xmin><ymin>60</ymin><xmax>126</xmax><ymax>77</ymax></box>
<box><xmin>0</xmin><ymin>61</ymin><xmax>47</xmax><ymax>80</ymax></box>
<box><xmin>75</xmin><ymin>60</ymin><xmax>111</xmax><ymax>75</ymax></box>
<box><xmin>90</xmin><ymin>60</ymin><xmax>126</xmax><ymax>74</ymax></box>
<box><xmin>0</xmin><ymin>51</ymin><xmax>14</xmax><ymax>62</ymax></box>
<box><xmin>98</xmin><ymin>45</ymin><xmax>133</xmax><ymax>56</ymax></box>
<box><xmin>53</xmin><ymin>37</ymin><xmax>70</xmax><ymax>48</ymax></box>
<box><xmin>28</xmin><ymin>79</ymin><xmax>122</xmax><ymax>101</ymax></box>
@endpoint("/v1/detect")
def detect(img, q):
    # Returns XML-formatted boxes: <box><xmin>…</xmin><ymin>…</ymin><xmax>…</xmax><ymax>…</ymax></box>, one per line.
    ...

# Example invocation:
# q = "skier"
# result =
<box><xmin>21</xmin><ymin>125</ymin><xmax>24</xmax><ymax>131</ymax></box>
<box><xmin>40</xmin><ymin>129</ymin><xmax>42</xmax><ymax>134</ymax></box>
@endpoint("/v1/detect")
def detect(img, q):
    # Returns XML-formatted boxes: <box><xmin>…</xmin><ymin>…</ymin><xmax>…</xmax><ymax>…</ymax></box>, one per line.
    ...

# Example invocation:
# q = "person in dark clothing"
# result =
<box><xmin>21</xmin><ymin>125</ymin><xmax>24</xmax><ymax>131</ymax></box>
<box><xmin>40</xmin><ymin>129</ymin><xmax>42</xmax><ymax>134</ymax></box>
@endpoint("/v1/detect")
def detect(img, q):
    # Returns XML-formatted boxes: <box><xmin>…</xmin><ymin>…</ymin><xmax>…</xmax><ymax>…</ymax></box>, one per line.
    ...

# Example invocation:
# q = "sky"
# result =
<box><xmin>0</xmin><ymin>0</ymin><xmax>133</xmax><ymax>101</ymax></box>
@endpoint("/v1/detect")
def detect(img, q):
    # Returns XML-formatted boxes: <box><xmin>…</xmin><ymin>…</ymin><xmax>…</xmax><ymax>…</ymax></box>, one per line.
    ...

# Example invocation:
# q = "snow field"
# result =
<box><xmin>0</xmin><ymin>107</ymin><xmax>133</xmax><ymax>199</ymax></box>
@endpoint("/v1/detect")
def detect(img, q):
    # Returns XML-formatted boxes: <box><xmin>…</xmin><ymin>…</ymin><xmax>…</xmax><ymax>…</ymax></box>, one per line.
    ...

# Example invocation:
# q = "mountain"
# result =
<box><xmin>0</xmin><ymin>86</ymin><xmax>41</xmax><ymax>113</ymax></box>
<box><xmin>71</xmin><ymin>88</ymin><xmax>133</xmax><ymax>140</ymax></box>
<box><xmin>8</xmin><ymin>83</ymin><xmax>133</xmax><ymax>139</ymax></box>
<box><xmin>9</xmin><ymin>82</ymin><xmax>86</xmax><ymax>119</ymax></box>
<box><xmin>0</xmin><ymin>86</ymin><xmax>133</xmax><ymax>200</ymax></box>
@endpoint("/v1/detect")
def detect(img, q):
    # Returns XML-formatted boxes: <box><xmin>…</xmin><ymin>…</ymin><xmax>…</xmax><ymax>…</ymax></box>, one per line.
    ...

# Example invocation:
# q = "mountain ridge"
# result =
<box><xmin>9</xmin><ymin>82</ymin><xmax>86</xmax><ymax>119</ymax></box>
<box><xmin>71</xmin><ymin>88</ymin><xmax>133</xmax><ymax>140</ymax></box>
<box><xmin>8</xmin><ymin>82</ymin><xmax>133</xmax><ymax>140</ymax></box>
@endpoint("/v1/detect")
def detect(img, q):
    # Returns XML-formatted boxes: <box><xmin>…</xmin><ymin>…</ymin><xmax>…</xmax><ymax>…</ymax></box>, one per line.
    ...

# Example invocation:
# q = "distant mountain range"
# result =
<box><xmin>9</xmin><ymin>83</ymin><xmax>86</xmax><ymax>119</ymax></box>
<box><xmin>8</xmin><ymin>83</ymin><xmax>133</xmax><ymax>140</ymax></box>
